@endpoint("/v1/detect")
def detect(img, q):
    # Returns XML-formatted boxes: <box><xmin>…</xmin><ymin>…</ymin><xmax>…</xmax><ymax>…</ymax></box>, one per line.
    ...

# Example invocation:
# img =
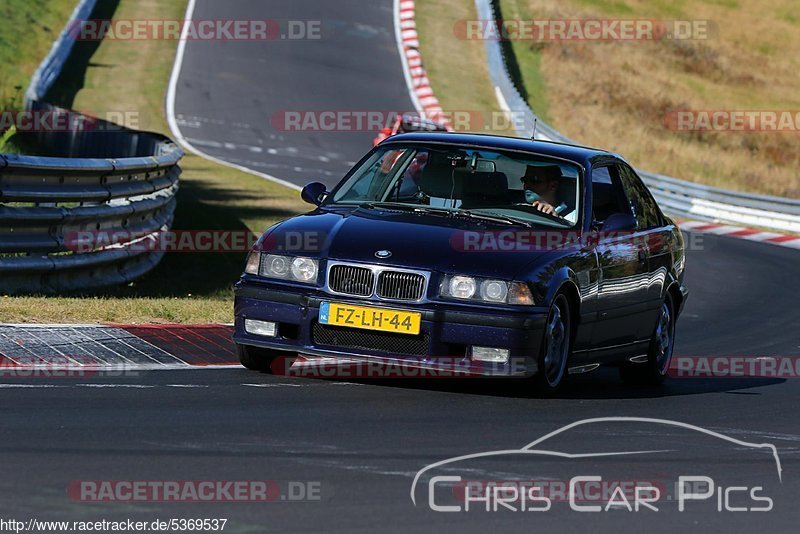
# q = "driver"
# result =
<box><xmin>520</xmin><ymin>165</ymin><xmax>568</xmax><ymax>216</ymax></box>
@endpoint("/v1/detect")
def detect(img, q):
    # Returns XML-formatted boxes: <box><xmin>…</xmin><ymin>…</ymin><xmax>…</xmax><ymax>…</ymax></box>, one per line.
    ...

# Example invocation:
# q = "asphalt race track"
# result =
<box><xmin>171</xmin><ymin>0</ymin><xmax>416</xmax><ymax>187</ymax></box>
<box><xmin>3</xmin><ymin>1</ymin><xmax>799</xmax><ymax>531</ymax></box>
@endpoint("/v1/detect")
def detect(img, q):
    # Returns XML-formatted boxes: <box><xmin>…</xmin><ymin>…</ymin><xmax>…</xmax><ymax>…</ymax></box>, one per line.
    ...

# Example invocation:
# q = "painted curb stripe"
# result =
<box><xmin>0</xmin><ymin>325</ymin><xmax>238</xmax><ymax>369</ymax></box>
<box><xmin>396</xmin><ymin>0</ymin><xmax>450</xmax><ymax>128</ymax></box>
<box><xmin>677</xmin><ymin>219</ymin><xmax>800</xmax><ymax>249</ymax></box>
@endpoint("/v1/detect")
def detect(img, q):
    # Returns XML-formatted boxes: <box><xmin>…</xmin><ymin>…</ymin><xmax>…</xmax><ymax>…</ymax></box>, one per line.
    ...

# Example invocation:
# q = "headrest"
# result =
<box><xmin>521</xmin><ymin>164</ymin><xmax>563</xmax><ymax>184</ymax></box>
<box><xmin>458</xmin><ymin>170</ymin><xmax>509</xmax><ymax>198</ymax></box>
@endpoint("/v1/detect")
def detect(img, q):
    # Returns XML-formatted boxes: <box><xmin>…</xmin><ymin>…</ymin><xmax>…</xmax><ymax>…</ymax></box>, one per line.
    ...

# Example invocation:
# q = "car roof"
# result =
<box><xmin>381</xmin><ymin>132</ymin><xmax>615</xmax><ymax>166</ymax></box>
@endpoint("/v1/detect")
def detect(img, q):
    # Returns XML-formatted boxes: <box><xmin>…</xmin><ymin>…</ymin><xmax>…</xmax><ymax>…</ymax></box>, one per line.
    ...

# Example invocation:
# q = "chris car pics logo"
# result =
<box><xmin>410</xmin><ymin>417</ymin><xmax>781</xmax><ymax>513</ymax></box>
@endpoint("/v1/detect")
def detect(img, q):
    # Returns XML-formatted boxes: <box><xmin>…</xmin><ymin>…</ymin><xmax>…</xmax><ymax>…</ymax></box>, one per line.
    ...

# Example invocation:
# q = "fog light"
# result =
<box><xmin>245</xmin><ymin>319</ymin><xmax>277</xmax><ymax>337</ymax></box>
<box><xmin>470</xmin><ymin>346</ymin><xmax>510</xmax><ymax>363</ymax></box>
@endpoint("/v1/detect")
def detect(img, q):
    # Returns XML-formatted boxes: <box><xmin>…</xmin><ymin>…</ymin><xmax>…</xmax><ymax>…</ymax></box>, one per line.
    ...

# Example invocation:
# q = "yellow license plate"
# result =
<box><xmin>319</xmin><ymin>302</ymin><xmax>421</xmax><ymax>335</ymax></box>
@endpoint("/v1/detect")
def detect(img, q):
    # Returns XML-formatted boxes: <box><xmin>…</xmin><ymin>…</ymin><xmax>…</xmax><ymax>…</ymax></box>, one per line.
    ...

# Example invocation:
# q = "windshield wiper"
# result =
<box><xmin>454</xmin><ymin>209</ymin><xmax>534</xmax><ymax>228</ymax></box>
<box><xmin>359</xmin><ymin>203</ymin><xmax>534</xmax><ymax>227</ymax></box>
<box><xmin>359</xmin><ymin>202</ymin><xmax>452</xmax><ymax>216</ymax></box>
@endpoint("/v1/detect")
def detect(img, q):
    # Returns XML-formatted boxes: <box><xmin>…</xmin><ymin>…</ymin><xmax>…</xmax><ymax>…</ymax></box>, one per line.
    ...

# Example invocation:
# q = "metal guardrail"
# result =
<box><xmin>0</xmin><ymin>105</ymin><xmax>183</xmax><ymax>294</ymax></box>
<box><xmin>476</xmin><ymin>0</ymin><xmax>800</xmax><ymax>233</ymax></box>
<box><xmin>1</xmin><ymin>0</ymin><xmax>183</xmax><ymax>294</ymax></box>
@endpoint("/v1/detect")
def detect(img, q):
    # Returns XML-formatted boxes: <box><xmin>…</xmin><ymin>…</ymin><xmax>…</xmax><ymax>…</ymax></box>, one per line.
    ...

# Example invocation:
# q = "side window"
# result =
<box><xmin>618</xmin><ymin>165</ymin><xmax>662</xmax><ymax>229</ymax></box>
<box><xmin>335</xmin><ymin>149</ymin><xmax>410</xmax><ymax>202</ymax></box>
<box><xmin>590</xmin><ymin>165</ymin><xmax>632</xmax><ymax>223</ymax></box>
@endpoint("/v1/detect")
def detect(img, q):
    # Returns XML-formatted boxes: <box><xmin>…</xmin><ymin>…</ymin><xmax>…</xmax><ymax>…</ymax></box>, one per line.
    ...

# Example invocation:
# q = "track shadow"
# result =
<box><xmin>85</xmin><ymin>176</ymin><xmax>301</xmax><ymax>298</ymax></box>
<box><xmin>256</xmin><ymin>361</ymin><xmax>784</xmax><ymax>399</ymax></box>
<box><xmin>43</xmin><ymin>0</ymin><xmax>122</xmax><ymax>109</ymax></box>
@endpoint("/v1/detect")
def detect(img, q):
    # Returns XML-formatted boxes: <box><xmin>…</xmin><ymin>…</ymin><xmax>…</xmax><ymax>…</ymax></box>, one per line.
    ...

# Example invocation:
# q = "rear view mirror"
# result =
<box><xmin>301</xmin><ymin>182</ymin><xmax>328</xmax><ymax>206</ymax></box>
<box><xmin>601</xmin><ymin>212</ymin><xmax>637</xmax><ymax>232</ymax></box>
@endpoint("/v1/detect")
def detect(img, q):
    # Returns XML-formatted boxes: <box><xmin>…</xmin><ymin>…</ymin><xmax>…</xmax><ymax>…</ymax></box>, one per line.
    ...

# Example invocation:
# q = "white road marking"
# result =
<box><xmin>165</xmin><ymin>0</ymin><xmax>303</xmax><ymax>192</ymax></box>
<box><xmin>77</xmin><ymin>384</ymin><xmax>156</xmax><ymax>389</ymax></box>
<box><xmin>0</xmin><ymin>384</ymin><xmax>71</xmax><ymax>389</ymax></box>
<box><xmin>242</xmin><ymin>383</ymin><xmax>305</xmax><ymax>388</ymax></box>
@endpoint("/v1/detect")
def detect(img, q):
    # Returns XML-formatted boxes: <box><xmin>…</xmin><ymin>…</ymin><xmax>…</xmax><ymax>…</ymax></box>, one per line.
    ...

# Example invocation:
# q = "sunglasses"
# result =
<box><xmin>521</xmin><ymin>176</ymin><xmax>545</xmax><ymax>185</ymax></box>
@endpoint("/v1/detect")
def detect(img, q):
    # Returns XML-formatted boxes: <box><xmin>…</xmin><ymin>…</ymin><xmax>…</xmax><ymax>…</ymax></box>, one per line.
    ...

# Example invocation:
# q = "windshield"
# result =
<box><xmin>328</xmin><ymin>144</ymin><xmax>582</xmax><ymax>227</ymax></box>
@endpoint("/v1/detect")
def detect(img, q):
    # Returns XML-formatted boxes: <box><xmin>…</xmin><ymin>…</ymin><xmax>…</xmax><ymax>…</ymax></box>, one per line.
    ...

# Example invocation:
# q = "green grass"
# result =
<box><xmin>0</xmin><ymin>0</ymin><xmax>309</xmax><ymax>323</ymax></box>
<box><xmin>415</xmin><ymin>0</ymin><xmax>514</xmax><ymax>134</ymax></box>
<box><xmin>0</xmin><ymin>0</ymin><xmax>77</xmax><ymax>152</ymax></box>
<box><xmin>0</xmin><ymin>125</ymin><xmax>16</xmax><ymax>152</ymax></box>
<box><xmin>0</xmin><ymin>0</ymin><xmax>76</xmax><ymax>104</ymax></box>
<box><xmin>573</xmin><ymin>0</ymin><xmax>636</xmax><ymax>15</ymax></box>
<box><xmin>496</xmin><ymin>0</ymin><xmax>550</xmax><ymax>123</ymax></box>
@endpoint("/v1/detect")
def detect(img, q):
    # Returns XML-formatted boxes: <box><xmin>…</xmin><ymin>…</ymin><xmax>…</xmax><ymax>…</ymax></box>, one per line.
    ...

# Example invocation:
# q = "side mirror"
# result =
<box><xmin>601</xmin><ymin>212</ymin><xmax>637</xmax><ymax>232</ymax></box>
<box><xmin>301</xmin><ymin>182</ymin><xmax>328</xmax><ymax>206</ymax></box>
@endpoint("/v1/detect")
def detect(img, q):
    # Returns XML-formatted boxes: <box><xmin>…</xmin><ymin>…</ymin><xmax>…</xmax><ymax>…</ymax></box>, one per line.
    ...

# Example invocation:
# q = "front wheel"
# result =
<box><xmin>237</xmin><ymin>344</ymin><xmax>293</xmax><ymax>374</ymax></box>
<box><xmin>533</xmin><ymin>294</ymin><xmax>572</xmax><ymax>393</ymax></box>
<box><xmin>620</xmin><ymin>293</ymin><xmax>676</xmax><ymax>386</ymax></box>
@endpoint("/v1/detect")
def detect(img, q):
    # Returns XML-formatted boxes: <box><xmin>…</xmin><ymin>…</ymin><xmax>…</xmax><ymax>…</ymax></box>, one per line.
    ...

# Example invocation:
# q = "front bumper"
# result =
<box><xmin>233</xmin><ymin>281</ymin><xmax>547</xmax><ymax>377</ymax></box>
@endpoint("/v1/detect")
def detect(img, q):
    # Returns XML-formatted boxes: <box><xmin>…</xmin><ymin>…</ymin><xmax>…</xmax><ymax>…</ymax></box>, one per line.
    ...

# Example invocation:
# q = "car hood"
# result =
<box><xmin>259</xmin><ymin>207</ymin><xmax>565</xmax><ymax>279</ymax></box>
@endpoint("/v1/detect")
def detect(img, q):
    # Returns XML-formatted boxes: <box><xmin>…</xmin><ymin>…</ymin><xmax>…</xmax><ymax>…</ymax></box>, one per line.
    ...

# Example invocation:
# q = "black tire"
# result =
<box><xmin>237</xmin><ymin>344</ymin><xmax>292</xmax><ymax>374</ymax></box>
<box><xmin>532</xmin><ymin>293</ymin><xmax>572</xmax><ymax>393</ymax></box>
<box><xmin>620</xmin><ymin>293</ymin><xmax>676</xmax><ymax>386</ymax></box>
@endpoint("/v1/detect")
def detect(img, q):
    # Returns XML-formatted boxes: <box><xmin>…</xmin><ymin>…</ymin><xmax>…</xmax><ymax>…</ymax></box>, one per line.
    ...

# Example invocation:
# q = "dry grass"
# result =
<box><xmin>0</xmin><ymin>295</ymin><xmax>233</xmax><ymax>324</ymax></box>
<box><xmin>416</xmin><ymin>0</ymin><xmax>514</xmax><ymax>134</ymax></box>
<box><xmin>501</xmin><ymin>0</ymin><xmax>800</xmax><ymax>197</ymax></box>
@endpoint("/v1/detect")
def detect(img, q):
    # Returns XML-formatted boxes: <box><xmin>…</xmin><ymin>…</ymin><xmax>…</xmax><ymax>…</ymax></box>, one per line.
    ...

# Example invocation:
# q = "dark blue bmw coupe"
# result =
<box><xmin>233</xmin><ymin>133</ymin><xmax>688</xmax><ymax>391</ymax></box>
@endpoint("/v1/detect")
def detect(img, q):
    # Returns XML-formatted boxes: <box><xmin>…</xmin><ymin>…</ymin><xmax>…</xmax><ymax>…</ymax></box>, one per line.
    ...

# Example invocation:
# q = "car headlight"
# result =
<box><xmin>449</xmin><ymin>276</ymin><xmax>476</xmax><ymax>299</ymax></box>
<box><xmin>440</xmin><ymin>275</ymin><xmax>533</xmax><ymax>305</ymax></box>
<box><xmin>480</xmin><ymin>280</ymin><xmax>508</xmax><ymax>303</ymax></box>
<box><xmin>265</xmin><ymin>254</ymin><xmax>291</xmax><ymax>278</ymax></box>
<box><xmin>291</xmin><ymin>256</ymin><xmax>318</xmax><ymax>282</ymax></box>
<box><xmin>244</xmin><ymin>252</ymin><xmax>319</xmax><ymax>284</ymax></box>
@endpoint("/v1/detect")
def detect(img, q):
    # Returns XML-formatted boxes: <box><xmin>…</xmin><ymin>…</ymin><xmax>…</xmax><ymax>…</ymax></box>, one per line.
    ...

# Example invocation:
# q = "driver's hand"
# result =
<box><xmin>531</xmin><ymin>200</ymin><xmax>556</xmax><ymax>215</ymax></box>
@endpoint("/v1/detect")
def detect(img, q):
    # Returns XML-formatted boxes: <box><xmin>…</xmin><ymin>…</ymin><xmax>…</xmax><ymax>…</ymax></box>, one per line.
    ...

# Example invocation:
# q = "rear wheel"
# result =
<box><xmin>237</xmin><ymin>344</ymin><xmax>293</xmax><ymax>374</ymax></box>
<box><xmin>533</xmin><ymin>294</ymin><xmax>572</xmax><ymax>393</ymax></box>
<box><xmin>620</xmin><ymin>293</ymin><xmax>675</xmax><ymax>386</ymax></box>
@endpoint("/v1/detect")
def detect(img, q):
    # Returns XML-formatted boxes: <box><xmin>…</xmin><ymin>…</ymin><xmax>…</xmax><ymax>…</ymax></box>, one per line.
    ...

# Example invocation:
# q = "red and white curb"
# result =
<box><xmin>396</xmin><ymin>0</ymin><xmax>450</xmax><ymax>128</ymax></box>
<box><xmin>678</xmin><ymin>220</ymin><xmax>800</xmax><ymax>249</ymax></box>
<box><xmin>0</xmin><ymin>324</ymin><xmax>237</xmax><ymax>370</ymax></box>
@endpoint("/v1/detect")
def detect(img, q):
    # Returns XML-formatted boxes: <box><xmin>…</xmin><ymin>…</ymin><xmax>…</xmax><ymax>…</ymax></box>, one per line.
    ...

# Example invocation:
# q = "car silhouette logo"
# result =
<box><xmin>410</xmin><ymin>417</ymin><xmax>783</xmax><ymax>506</ymax></box>
<box><xmin>375</xmin><ymin>250</ymin><xmax>392</xmax><ymax>259</ymax></box>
